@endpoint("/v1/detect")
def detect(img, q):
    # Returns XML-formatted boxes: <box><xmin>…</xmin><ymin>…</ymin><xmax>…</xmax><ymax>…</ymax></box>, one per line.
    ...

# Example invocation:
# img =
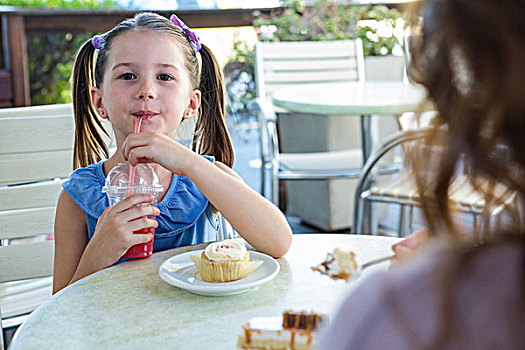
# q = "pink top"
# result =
<box><xmin>317</xmin><ymin>239</ymin><xmax>525</xmax><ymax>349</ymax></box>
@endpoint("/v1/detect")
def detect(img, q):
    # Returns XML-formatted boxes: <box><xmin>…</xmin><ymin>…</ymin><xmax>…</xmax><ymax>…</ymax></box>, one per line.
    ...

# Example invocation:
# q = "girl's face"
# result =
<box><xmin>91</xmin><ymin>30</ymin><xmax>200</xmax><ymax>144</ymax></box>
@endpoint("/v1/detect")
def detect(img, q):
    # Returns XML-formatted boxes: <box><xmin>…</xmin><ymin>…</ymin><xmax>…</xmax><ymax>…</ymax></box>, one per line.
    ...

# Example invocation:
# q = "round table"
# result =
<box><xmin>11</xmin><ymin>234</ymin><xmax>400</xmax><ymax>349</ymax></box>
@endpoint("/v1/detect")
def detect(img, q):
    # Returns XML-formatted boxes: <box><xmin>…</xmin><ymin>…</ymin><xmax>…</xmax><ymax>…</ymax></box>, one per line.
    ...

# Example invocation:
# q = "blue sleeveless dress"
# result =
<box><xmin>62</xmin><ymin>157</ymin><xmax>219</xmax><ymax>259</ymax></box>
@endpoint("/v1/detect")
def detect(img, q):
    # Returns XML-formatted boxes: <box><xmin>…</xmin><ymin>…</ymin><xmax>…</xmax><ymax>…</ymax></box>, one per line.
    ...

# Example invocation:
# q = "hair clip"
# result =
<box><xmin>170</xmin><ymin>14</ymin><xmax>202</xmax><ymax>53</ymax></box>
<box><xmin>91</xmin><ymin>35</ymin><xmax>105</xmax><ymax>50</ymax></box>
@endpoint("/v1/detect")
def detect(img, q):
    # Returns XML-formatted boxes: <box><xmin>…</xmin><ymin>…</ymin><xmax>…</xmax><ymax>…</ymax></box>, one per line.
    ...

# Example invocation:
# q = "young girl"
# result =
<box><xmin>53</xmin><ymin>12</ymin><xmax>292</xmax><ymax>293</ymax></box>
<box><xmin>319</xmin><ymin>0</ymin><xmax>524</xmax><ymax>348</ymax></box>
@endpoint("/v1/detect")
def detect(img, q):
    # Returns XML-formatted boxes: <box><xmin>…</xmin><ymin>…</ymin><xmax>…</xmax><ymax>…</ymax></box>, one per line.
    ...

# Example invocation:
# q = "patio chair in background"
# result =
<box><xmin>352</xmin><ymin>127</ymin><xmax>518</xmax><ymax>237</ymax></box>
<box><xmin>253</xmin><ymin>39</ymin><xmax>366</xmax><ymax>230</ymax></box>
<box><xmin>0</xmin><ymin>104</ymin><xmax>77</xmax><ymax>348</ymax></box>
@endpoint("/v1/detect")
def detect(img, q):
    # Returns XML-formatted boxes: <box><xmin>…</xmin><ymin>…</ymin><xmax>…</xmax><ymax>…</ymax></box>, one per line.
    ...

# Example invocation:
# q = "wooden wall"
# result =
<box><xmin>0</xmin><ymin>71</ymin><xmax>13</xmax><ymax>107</ymax></box>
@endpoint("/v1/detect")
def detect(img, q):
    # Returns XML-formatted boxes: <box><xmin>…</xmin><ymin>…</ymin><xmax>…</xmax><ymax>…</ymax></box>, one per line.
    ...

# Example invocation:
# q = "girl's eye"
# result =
<box><xmin>118</xmin><ymin>73</ymin><xmax>136</xmax><ymax>80</ymax></box>
<box><xmin>157</xmin><ymin>74</ymin><xmax>173</xmax><ymax>81</ymax></box>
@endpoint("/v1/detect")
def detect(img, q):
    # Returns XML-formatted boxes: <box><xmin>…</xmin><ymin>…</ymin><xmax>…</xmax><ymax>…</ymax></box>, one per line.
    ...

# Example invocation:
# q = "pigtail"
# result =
<box><xmin>193</xmin><ymin>44</ymin><xmax>234</xmax><ymax>168</ymax></box>
<box><xmin>71</xmin><ymin>40</ymin><xmax>109</xmax><ymax>169</ymax></box>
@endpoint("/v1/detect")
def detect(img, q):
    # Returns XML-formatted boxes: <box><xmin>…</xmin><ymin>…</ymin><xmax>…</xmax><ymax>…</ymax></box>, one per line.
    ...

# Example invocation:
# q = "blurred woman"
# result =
<box><xmin>318</xmin><ymin>0</ymin><xmax>525</xmax><ymax>348</ymax></box>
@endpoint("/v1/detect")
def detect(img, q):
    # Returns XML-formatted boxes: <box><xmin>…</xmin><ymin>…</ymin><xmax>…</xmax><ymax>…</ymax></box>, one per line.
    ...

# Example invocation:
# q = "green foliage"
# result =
<box><xmin>254</xmin><ymin>0</ymin><xmax>406</xmax><ymax>56</ymax></box>
<box><xmin>0</xmin><ymin>0</ymin><xmax>116</xmax><ymax>9</ymax></box>
<box><xmin>227</xmin><ymin>40</ymin><xmax>255</xmax><ymax>69</ymax></box>
<box><xmin>1</xmin><ymin>0</ymin><xmax>117</xmax><ymax>105</ymax></box>
<box><xmin>27</xmin><ymin>33</ymin><xmax>93</xmax><ymax>105</ymax></box>
<box><xmin>223</xmin><ymin>40</ymin><xmax>256</xmax><ymax>120</ymax></box>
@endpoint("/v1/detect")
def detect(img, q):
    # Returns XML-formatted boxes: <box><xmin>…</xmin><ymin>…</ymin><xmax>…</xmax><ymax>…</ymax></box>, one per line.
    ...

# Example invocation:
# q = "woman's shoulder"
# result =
<box><xmin>383</xmin><ymin>239</ymin><xmax>524</xmax><ymax>311</ymax></box>
<box><xmin>393</xmin><ymin>240</ymin><xmax>523</xmax><ymax>346</ymax></box>
<box><xmin>400</xmin><ymin>238</ymin><xmax>523</xmax><ymax>287</ymax></box>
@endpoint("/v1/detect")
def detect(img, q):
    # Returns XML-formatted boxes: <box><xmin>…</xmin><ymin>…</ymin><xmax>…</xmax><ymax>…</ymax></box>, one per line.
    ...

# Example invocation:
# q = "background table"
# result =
<box><xmin>272</xmin><ymin>81</ymin><xmax>426</xmax><ymax>164</ymax></box>
<box><xmin>273</xmin><ymin>81</ymin><xmax>426</xmax><ymax>233</ymax></box>
<box><xmin>11</xmin><ymin>234</ymin><xmax>400</xmax><ymax>349</ymax></box>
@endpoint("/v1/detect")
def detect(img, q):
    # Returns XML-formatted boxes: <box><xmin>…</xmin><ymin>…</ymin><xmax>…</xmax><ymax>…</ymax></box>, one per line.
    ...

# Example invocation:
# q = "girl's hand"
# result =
<box><xmin>392</xmin><ymin>228</ymin><xmax>429</xmax><ymax>263</ymax></box>
<box><xmin>86</xmin><ymin>194</ymin><xmax>160</xmax><ymax>267</ymax></box>
<box><xmin>122</xmin><ymin>132</ymin><xmax>194</xmax><ymax>175</ymax></box>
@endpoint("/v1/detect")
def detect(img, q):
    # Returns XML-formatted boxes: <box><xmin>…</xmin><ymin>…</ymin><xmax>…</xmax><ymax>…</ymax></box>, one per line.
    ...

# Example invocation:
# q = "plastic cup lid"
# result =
<box><xmin>102</xmin><ymin>163</ymin><xmax>164</xmax><ymax>194</ymax></box>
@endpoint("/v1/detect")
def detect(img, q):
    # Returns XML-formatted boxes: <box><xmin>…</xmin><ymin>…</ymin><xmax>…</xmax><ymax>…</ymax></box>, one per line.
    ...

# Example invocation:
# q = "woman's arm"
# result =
<box><xmin>392</xmin><ymin>229</ymin><xmax>429</xmax><ymax>264</ymax></box>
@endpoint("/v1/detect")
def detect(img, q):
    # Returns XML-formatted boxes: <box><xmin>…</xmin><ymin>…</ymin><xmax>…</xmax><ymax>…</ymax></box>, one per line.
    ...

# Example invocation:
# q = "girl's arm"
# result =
<box><xmin>207</xmin><ymin>160</ymin><xmax>292</xmax><ymax>258</ymax></box>
<box><xmin>207</xmin><ymin>162</ymin><xmax>243</xmax><ymax>218</ymax></box>
<box><xmin>53</xmin><ymin>190</ymin><xmax>90</xmax><ymax>293</ymax></box>
<box><xmin>123</xmin><ymin>133</ymin><xmax>293</xmax><ymax>258</ymax></box>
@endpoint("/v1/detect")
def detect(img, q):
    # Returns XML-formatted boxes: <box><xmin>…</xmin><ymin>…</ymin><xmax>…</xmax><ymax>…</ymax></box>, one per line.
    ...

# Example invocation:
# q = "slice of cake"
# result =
<box><xmin>237</xmin><ymin>310</ymin><xmax>326</xmax><ymax>350</ymax></box>
<box><xmin>311</xmin><ymin>248</ymin><xmax>359</xmax><ymax>282</ymax></box>
<box><xmin>282</xmin><ymin>310</ymin><xmax>326</xmax><ymax>330</ymax></box>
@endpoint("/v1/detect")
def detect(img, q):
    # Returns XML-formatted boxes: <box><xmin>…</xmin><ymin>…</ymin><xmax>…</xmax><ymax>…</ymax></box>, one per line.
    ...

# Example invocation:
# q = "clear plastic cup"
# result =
<box><xmin>102</xmin><ymin>163</ymin><xmax>163</xmax><ymax>259</ymax></box>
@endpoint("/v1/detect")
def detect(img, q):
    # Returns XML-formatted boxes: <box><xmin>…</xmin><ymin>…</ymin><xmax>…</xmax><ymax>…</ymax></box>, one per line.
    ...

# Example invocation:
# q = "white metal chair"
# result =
<box><xmin>352</xmin><ymin>128</ymin><xmax>518</xmax><ymax>236</ymax></box>
<box><xmin>253</xmin><ymin>39</ymin><xmax>366</xmax><ymax>211</ymax></box>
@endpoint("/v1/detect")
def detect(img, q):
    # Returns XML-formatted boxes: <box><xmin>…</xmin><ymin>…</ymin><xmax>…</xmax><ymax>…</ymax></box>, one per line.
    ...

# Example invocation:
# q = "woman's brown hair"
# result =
<box><xmin>407</xmin><ymin>0</ymin><xmax>525</xmax><ymax>239</ymax></box>
<box><xmin>403</xmin><ymin>0</ymin><xmax>525</xmax><ymax>347</ymax></box>
<box><xmin>71</xmin><ymin>12</ymin><xmax>234</xmax><ymax>169</ymax></box>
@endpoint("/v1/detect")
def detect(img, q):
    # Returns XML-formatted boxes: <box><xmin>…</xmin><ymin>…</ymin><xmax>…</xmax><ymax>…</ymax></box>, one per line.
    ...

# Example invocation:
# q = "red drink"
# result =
<box><xmin>122</xmin><ymin>212</ymin><xmax>157</xmax><ymax>259</ymax></box>
<box><xmin>122</xmin><ymin>225</ymin><xmax>156</xmax><ymax>259</ymax></box>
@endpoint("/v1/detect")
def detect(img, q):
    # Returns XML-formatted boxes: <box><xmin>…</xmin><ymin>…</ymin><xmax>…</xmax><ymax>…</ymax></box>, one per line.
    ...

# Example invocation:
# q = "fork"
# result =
<box><xmin>361</xmin><ymin>255</ymin><xmax>395</xmax><ymax>270</ymax></box>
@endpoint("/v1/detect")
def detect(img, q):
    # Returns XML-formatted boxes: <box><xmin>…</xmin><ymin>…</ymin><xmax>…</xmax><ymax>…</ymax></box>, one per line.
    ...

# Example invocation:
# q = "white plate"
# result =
<box><xmin>158</xmin><ymin>250</ymin><xmax>280</xmax><ymax>296</ymax></box>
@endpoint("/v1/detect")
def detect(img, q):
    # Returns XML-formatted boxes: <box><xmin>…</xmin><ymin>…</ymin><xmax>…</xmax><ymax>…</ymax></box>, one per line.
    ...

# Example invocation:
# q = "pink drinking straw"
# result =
<box><xmin>127</xmin><ymin>117</ymin><xmax>143</xmax><ymax>195</ymax></box>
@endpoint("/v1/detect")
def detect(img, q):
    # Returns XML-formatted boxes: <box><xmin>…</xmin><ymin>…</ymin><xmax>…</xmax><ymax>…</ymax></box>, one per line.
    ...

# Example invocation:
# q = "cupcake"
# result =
<box><xmin>191</xmin><ymin>240</ymin><xmax>263</xmax><ymax>283</ymax></box>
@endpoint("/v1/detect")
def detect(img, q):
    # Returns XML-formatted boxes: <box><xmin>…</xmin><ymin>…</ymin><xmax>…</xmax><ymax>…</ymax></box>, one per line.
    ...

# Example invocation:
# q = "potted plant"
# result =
<box><xmin>253</xmin><ymin>0</ymin><xmax>407</xmax><ymax>80</ymax></box>
<box><xmin>353</xmin><ymin>4</ymin><xmax>407</xmax><ymax>81</ymax></box>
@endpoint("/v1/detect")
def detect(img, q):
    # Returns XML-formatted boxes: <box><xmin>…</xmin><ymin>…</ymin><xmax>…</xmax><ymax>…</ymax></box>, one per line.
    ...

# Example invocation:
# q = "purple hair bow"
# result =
<box><xmin>91</xmin><ymin>35</ymin><xmax>104</xmax><ymax>50</ymax></box>
<box><xmin>170</xmin><ymin>14</ymin><xmax>201</xmax><ymax>53</ymax></box>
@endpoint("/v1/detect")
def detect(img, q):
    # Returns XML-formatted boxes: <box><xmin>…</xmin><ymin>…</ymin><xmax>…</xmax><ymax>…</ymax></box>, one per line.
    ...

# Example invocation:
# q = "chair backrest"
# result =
<box><xmin>254</xmin><ymin>39</ymin><xmax>365</xmax><ymax>101</ymax></box>
<box><xmin>0</xmin><ymin>103</ymin><xmax>117</xmax><ymax>186</ymax></box>
<box><xmin>0</xmin><ymin>104</ymin><xmax>83</xmax><ymax>285</ymax></box>
<box><xmin>0</xmin><ymin>187</ymin><xmax>56</xmax><ymax>283</ymax></box>
<box><xmin>0</xmin><ymin>105</ymin><xmax>77</xmax><ymax>348</ymax></box>
<box><xmin>352</xmin><ymin>128</ymin><xmax>518</xmax><ymax>235</ymax></box>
